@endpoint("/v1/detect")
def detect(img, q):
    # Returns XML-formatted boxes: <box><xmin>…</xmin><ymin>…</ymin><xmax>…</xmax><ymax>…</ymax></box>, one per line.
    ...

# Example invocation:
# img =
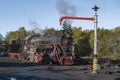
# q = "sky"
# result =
<box><xmin>0</xmin><ymin>0</ymin><xmax>120</xmax><ymax>37</ymax></box>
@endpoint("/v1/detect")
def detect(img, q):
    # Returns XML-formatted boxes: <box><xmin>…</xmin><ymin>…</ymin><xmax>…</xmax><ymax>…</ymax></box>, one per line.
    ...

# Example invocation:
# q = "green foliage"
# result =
<box><xmin>75</xmin><ymin>30</ymin><xmax>92</xmax><ymax>56</ymax></box>
<box><xmin>89</xmin><ymin>30</ymin><xmax>94</xmax><ymax>50</ymax></box>
<box><xmin>114</xmin><ymin>26</ymin><xmax>120</xmax><ymax>33</ymax></box>
<box><xmin>18</xmin><ymin>27</ymin><xmax>27</xmax><ymax>37</ymax></box>
<box><xmin>72</xmin><ymin>27</ymin><xmax>83</xmax><ymax>43</ymax></box>
<box><xmin>5</xmin><ymin>27</ymin><xmax>27</xmax><ymax>43</ymax></box>
<box><xmin>0</xmin><ymin>34</ymin><xmax>4</xmax><ymax>44</ymax></box>
<box><xmin>87</xmin><ymin>27</ymin><xmax>120</xmax><ymax>58</ymax></box>
<box><xmin>108</xmin><ymin>52</ymin><xmax>120</xmax><ymax>60</ymax></box>
<box><xmin>72</xmin><ymin>27</ymin><xmax>92</xmax><ymax>56</ymax></box>
<box><xmin>44</xmin><ymin>27</ymin><xmax>55</xmax><ymax>35</ymax></box>
<box><xmin>97</xmin><ymin>29</ymin><xmax>112</xmax><ymax>56</ymax></box>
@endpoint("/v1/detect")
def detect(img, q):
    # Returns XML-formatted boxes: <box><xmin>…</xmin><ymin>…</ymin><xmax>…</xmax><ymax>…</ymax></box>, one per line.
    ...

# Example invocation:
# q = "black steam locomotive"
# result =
<box><xmin>9</xmin><ymin>24</ymin><xmax>81</xmax><ymax>65</ymax></box>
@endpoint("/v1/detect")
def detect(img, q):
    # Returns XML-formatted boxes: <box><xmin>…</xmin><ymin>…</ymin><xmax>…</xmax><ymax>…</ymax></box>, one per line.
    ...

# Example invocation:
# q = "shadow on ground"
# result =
<box><xmin>116</xmin><ymin>78</ymin><xmax>120</xmax><ymax>80</ymax></box>
<box><xmin>0</xmin><ymin>62</ymin><xmax>43</xmax><ymax>67</ymax></box>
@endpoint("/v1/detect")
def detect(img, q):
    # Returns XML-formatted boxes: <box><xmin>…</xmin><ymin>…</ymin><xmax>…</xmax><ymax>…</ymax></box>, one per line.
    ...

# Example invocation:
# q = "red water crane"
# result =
<box><xmin>59</xmin><ymin>16</ymin><xmax>94</xmax><ymax>25</ymax></box>
<box><xmin>59</xmin><ymin>5</ymin><xmax>100</xmax><ymax>73</ymax></box>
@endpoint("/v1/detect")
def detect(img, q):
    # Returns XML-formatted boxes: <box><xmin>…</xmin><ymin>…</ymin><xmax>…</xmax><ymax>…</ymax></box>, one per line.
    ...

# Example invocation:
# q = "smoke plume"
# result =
<box><xmin>29</xmin><ymin>21</ymin><xmax>43</xmax><ymax>34</ymax></box>
<box><xmin>56</xmin><ymin>0</ymin><xmax>76</xmax><ymax>25</ymax></box>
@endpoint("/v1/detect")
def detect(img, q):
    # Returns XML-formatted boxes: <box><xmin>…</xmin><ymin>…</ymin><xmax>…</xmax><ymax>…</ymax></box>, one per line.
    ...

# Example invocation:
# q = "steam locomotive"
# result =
<box><xmin>9</xmin><ymin>26</ymin><xmax>81</xmax><ymax>65</ymax></box>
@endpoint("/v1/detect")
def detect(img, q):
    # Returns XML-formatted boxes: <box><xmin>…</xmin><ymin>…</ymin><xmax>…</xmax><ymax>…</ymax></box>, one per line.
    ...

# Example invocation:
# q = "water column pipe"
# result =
<box><xmin>59</xmin><ymin>16</ymin><xmax>94</xmax><ymax>25</ymax></box>
<box><xmin>92</xmin><ymin>5</ymin><xmax>99</xmax><ymax>73</ymax></box>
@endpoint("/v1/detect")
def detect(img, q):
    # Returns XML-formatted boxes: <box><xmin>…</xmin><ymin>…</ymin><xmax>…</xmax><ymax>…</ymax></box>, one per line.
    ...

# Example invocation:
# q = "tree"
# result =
<box><xmin>75</xmin><ymin>30</ymin><xmax>92</xmax><ymax>56</ymax></box>
<box><xmin>18</xmin><ymin>27</ymin><xmax>27</xmax><ymax>38</ymax></box>
<box><xmin>97</xmin><ymin>28</ymin><xmax>112</xmax><ymax>56</ymax></box>
<box><xmin>89</xmin><ymin>30</ymin><xmax>94</xmax><ymax>52</ymax></box>
<box><xmin>89</xmin><ymin>28</ymin><xmax>120</xmax><ymax>57</ymax></box>
<box><xmin>0</xmin><ymin>34</ymin><xmax>4</xmax><ymax>44</ymax></box>
<box><xmin>110</xmin><ymin>27</ymin><xmax>120</xmax><ymax>58</ymax></box>
<box><xmin>44</xmin><ymin>27</ymin><xmax>55</xmax><ymax>35</ymax></box>
<box><xmin>114</xmin><ymin>26</ymin><xmax>120</xmax><ymax>33</ymax></box>
<box><xmin>72</xmin><ymin>27</ymin><xmax>92</xmax><ymax>56</ymax></box>
<box><xmin>5</xmin><ymin>27</ymin><xmax>27</xmax><ymax>43</ymax></box>
<box><xmin>72</xmin><ymin>27</ymin><xmax>83</xmax><ymax>43</ymax></box>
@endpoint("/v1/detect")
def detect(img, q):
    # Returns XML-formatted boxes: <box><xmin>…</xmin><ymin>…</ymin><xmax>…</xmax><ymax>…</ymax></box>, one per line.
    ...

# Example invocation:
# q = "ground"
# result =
<box><xmin>0</xmin><ymin>57</ymin><xmax>120</xmax><ymax>80</ymax></box>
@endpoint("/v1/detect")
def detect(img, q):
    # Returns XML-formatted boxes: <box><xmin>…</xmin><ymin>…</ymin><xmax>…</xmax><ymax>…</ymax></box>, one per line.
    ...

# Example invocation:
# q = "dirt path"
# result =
<box><xmin>0</xmin><ymin>57</ymin><xmax>120</xmax><ymax>80</ymax></box>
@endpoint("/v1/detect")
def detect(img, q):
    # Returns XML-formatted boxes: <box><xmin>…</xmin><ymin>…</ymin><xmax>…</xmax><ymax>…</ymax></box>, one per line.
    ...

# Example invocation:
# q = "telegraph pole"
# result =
<box><xmin>92</xmin><ymin>5</ymin><xmax>99</xmax><ymax>73</ymax></box>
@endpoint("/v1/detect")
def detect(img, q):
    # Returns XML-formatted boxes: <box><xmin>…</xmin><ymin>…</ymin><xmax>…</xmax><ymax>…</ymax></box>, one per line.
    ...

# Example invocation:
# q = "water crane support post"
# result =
<box><xmin>92</xmin><ymin>5</ymin><xmax>99</xmax><ymax>73</ymax></box>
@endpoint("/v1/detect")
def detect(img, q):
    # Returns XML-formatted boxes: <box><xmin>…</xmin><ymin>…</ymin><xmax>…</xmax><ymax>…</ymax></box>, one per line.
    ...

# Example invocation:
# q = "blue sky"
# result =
<box><xmin>0</xmin><ymin>0</ymin><xmax>120</xmax><ymax>37</ymax></box>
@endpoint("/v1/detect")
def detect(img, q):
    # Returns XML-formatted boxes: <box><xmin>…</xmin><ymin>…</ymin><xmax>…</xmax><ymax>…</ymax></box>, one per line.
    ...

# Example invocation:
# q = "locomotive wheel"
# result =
<box><xmin>9</xmin><ymin>55</ymin><xmax>14</xmax><ymax>59</ymax></box>
<box><xmin>30</xmin><ymin>54</ymin><xmax>34</xmax><ymax>62</ymax></box>
<box><xmin>38</xmin><ymin>56</ymin><xmax>43</xmax><ymax>62</ymax></box>
<box><xmin>59</xmin><ymin>57</ymin><xmax>64</xmax><ymax>65</ymax></box>
<box><xmin>63</xmin><ymin>56</ymin><xmax>73</xmax><ymax>66</ymax></box>
<box><xmin>34</xmin><ymin>56</ymin><xmax>39</xmax><ymax>63</ymax></box>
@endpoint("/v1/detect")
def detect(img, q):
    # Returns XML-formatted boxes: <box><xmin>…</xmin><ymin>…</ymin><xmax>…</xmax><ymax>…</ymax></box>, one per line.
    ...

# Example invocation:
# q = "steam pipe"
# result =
<box><xmin>59</xmin><ymin>16</ymin><xmax>94</xmax><ymax>25</ymax></box>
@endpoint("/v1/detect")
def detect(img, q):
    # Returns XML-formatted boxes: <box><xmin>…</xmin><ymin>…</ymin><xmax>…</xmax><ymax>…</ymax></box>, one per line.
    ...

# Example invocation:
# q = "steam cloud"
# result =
<box><xmin>29</xmin><ymin>21</ymin><xmax>43</xmax><ymax>34</ymax></box>
<box><xmin>56</xmin><ymin>0</ymin><xmax>76</xmax><ymax>25</ymax></box>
